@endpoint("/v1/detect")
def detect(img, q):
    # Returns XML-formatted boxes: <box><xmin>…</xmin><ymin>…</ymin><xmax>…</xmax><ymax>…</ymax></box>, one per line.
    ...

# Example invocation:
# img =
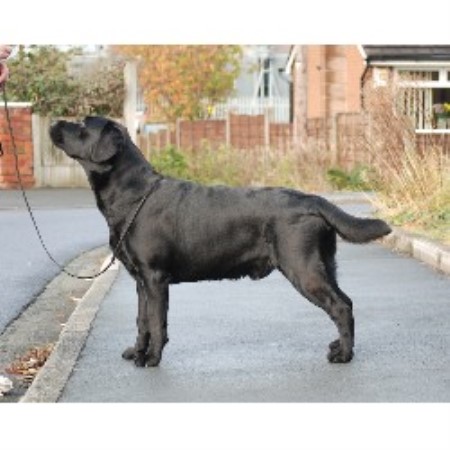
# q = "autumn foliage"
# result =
<box><xmin>114</xmin><ymin>45</ymin><xmax>242</xmax><ymax>123</ymax></box>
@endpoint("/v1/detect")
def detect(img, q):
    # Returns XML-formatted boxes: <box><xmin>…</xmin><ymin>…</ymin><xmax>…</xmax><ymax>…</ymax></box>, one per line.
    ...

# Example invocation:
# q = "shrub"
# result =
<box><xmin>7</xmin><ymin>46</ymin><xmax>78</xmax><ymax>116</ymax></box>
<box><xmin>6</xmin><ymin>46</ymin><xmax>125</xmax><ymax>117</ymax></box>
<box><xmin>326</xmin><ymin>165</ymin><xmax>372</xmax><ymax>191</ymax></box>
<box><xmin>150</xmin><ymin>146</ymin><xmax>189</xmax><ymax>179</ymax></box>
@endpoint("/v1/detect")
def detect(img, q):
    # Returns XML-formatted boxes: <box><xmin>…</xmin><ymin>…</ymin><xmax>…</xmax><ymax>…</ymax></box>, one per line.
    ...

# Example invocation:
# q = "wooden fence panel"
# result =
<box><xmin>139</xmin><ymin>114</ymin><xmax>291</xmax><ymax>153</ymax></box>
<box><xmin>269</xmin><ymin>123</ymin><xmax>293</xmax><ymax>152</ymax></box>
<box><xmin>229</xmin><ymin>114</ymin><xmax>265</xmax><ymax>149</ymax></box>
<box><xmin>179</xmin><ymin>120</ymin><xmax>226</xmax><ymax>150</ymax></box>
<box><xmin>32</xmin><ymin>115</ymin><xmax>89</xmax><ymax>187</ymax></box>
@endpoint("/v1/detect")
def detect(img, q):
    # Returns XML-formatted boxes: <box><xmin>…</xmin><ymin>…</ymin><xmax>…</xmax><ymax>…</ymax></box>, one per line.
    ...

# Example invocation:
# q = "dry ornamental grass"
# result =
<box><xmin>363</xmin><ymin>84</ymin><xmax>450</xmax><ymax>243</ymax></box>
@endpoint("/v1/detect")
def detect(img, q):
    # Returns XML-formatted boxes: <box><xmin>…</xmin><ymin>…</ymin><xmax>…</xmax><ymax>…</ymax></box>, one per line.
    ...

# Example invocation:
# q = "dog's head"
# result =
<box><xmin>50</xmin><ymin>116</ymin><xmax>128</xmax><ymax>172</ymax></box>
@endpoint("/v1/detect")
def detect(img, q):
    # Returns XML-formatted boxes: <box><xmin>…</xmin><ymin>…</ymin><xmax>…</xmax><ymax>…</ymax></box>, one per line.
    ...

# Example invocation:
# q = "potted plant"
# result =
<box><xmin>432</xmin><ymin>103</ymin><xmax>450</xmax><ymax>129</ymax></box>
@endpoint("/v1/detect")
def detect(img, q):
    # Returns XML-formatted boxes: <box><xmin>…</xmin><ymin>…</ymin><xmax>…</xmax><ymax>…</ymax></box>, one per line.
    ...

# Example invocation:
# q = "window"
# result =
<box><xmin>258</xmin><ymin>58</ymin><xmax>271</xmax><ymax>98</ymax></box>
<box><xmin>395</xmin><ymin>68</ymin><xmax>450</xmax><ymax>131</ymax></box>
<box><xmin>397</xmin><ymin>70</ymin><xmax>439</xmax><ymax>82</ymax></box>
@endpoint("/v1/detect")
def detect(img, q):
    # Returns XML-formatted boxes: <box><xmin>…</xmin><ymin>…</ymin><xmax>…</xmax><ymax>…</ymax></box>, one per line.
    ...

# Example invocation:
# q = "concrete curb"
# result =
<box><xmin>381</xmin><ymin>227</ymin><xmax>450</xmax><ymax>275</ymax></box>
<box><xmin>20</xmin><ymin>256</ymin><xmax>119</xmax><ymax>403</ymax></box>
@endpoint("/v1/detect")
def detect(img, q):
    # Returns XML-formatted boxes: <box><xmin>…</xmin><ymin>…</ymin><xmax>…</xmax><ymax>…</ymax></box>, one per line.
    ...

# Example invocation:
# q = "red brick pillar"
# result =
<box><xmin>0</xmin><ymin>103</ymin><xmax>35</xmax><ymax>189</ymax></box>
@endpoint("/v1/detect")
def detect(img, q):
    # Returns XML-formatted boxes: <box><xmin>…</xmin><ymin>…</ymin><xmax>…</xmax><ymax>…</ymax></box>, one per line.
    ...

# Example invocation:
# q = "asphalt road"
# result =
<box><xmin>0</xmin><ymin>189</ymin><xmax>108</xmax><ymax>333</ymax></box>
<box><xmin>3</xmin><ymin>190</ymin><xmax>449</xmax><ymax>403</ymax></box>
<box><xmin>60</xmin><ymin>232</ymin><xmax>450</xmax><ymax>402</ymax></box>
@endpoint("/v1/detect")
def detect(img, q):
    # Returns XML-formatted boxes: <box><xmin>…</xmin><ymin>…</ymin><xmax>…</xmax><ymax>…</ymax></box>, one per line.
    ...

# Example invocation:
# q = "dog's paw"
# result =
<box><xmin>327</xmin><ymin>340</ymin><xmax>353</xmax><ymax>363</ymax></box>
<box><xmin>329</xmin><ymin>339</ymin><xmax>340</xmax><ymax>352</ymax></box>
<box><xmin>145</xmin><ymin>352</ymin><xmax>161</xmax><ymax>368</ymax></box>
<box><xmin>146</xmin><ymin>358</ymin><xmax>160</xmax><ymax>367</ymax></box>
<box><xmin>122</xmin><ymin>347</ymin><xmax>148</xmax><ymax>367</ymax></box>
<box><xmin>134</xmin><ymin>352</ymin><xmax>147</xmax><ymax>367</ymax></box>
<box><xmin>122</xmin><ymin>347</ymin><xmax>136</xmax><ymax>360</ymax></box>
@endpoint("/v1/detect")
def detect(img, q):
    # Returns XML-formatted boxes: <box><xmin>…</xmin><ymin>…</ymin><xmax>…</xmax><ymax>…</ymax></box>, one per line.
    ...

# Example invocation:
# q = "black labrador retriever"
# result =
<box><xmin>50</xmin><ymin>116</ymin><xmax>391</xmax><ymax>367</ymax></box>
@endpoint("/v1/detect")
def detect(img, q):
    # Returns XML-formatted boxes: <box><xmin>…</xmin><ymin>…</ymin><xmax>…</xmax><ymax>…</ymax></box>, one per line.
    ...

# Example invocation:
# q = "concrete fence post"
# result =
<box><xmin>123</xmin><ymin>61</ymin><xmax>137</xmax><ymax>144</ymax></box>
<box><xmin>264</xmin><ymin>107</ymin><xmax>270</xmax><ymax>150</ymax></box>
<box><xmin>225</xmin><ymin>111</ymin><xmax>231</xmax><ymax>147</ymax></box>
<box><xmin>32</xmin><ymin>113</ymin><xmax>43</xmax><ymax>187</ymax></box>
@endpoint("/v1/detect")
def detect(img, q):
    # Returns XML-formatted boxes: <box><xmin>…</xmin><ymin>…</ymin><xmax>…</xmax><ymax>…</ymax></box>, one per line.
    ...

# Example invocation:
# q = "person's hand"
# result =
<box><xmin>0</xmin><ymin>45</ymin><xmax>13</xmax><ymax>86</ymax></box>
<box><xmin>0</xmin><ymin>61</ymin><xmax>9</xmax><ymax>86</ymax></box>
<box><xmin>0</xmin><ymin>45</ymin><xmax>13</xmax><ymax>60</ymax></box>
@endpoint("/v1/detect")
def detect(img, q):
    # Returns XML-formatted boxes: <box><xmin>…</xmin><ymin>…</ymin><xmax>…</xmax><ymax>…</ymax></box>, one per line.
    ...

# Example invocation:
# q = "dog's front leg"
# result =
<box><xmin>143</xmin><ymin>270</ymin><xmax>169</xmax><ymax>367</ymax></box>
<box><xmin>122</xmin><ymin>280</ymin><xmax>150</xmax><ymax>367</ymax></box>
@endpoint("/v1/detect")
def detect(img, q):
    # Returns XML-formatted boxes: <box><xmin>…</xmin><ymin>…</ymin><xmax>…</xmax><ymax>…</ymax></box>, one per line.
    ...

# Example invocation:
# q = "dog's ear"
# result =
<box><xmin>91</xmin><ymin>121</ymin><xmax>124</xmax><ymax>163</ymax></box>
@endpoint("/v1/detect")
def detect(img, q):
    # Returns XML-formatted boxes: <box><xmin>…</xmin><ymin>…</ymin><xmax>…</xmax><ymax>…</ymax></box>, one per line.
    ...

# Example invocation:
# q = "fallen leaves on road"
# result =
<box><xmin>5</xmin><ymin>344</ymin><xmax>54</xmax><ymax>385</ymax></box>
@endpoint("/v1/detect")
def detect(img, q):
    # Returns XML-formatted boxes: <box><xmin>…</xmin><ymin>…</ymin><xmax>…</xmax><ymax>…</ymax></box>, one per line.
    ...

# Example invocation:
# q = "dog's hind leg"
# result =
<box><xmin>286</xmin><ymin>264</ymin><xmax>354</xmax><ymax>363</ymax></box>
<box><xmin>277</xmin><ymin>224</ymin><xmax>354</xmax><ymax>363</ymax></box>
<box><xmin>325</xmin><ymin>284</ymin><xmax>354</xmax><ymax>361</ymax></box>
<box><xmin>320</xmin><ymin>235</ymin><xmax>355</xmax><ymax>359</ymax></box>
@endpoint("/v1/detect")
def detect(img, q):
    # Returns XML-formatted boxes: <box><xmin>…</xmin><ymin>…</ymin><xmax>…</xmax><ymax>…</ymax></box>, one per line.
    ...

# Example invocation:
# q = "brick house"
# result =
<box><xmin>286</xmin><ymin>45</ymin><xmax>450</xmax><ymax>155</ymax></box>
<box><xmin>362</xmin><ymin>46</ymin><xmax>450</xmax><ymax>130</ymax></box>
<box><xmin>286</xmin><ymin>45</ymin><xmax>365</xmax><ymax>153</ymax></box>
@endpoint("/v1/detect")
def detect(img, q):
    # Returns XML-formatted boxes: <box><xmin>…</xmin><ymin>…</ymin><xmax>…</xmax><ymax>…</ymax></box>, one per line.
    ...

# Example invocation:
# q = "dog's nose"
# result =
<box><xmin>49</xmin><ymin>121</ymin><xmax>63</xmax><ymax>143</ymax></box>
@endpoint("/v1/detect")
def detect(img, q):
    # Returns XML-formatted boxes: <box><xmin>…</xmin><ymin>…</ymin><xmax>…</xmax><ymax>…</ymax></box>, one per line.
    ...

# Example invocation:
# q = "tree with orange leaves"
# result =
<box><xmin>114</xmin><ymin>45</ymin><xmax>242</xmax><ymax>123</ymax></box>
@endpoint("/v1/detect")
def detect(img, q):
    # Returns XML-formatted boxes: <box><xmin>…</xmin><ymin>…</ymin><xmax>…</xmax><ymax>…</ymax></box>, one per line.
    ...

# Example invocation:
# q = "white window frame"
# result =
<box><xmin>389</xmin><ymin>63</ymin><xmax>450</xmax><ymax>134</ymax></box>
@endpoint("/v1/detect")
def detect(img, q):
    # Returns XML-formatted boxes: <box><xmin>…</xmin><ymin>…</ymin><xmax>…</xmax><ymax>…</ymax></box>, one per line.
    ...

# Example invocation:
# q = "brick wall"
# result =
<box><xmin>345</xmin><ymin>46</ymin><xmax>365</xmax><ymax>112</ymax></box>
<box><xmin>307</xmin><ymin>46</ymin><xmax>325</xmax><ymax>119</ymax></box>
<box><xmin>0</xmin><ymin>104</ymin><xmax>35</xmax><ymax>189</ymax></box>
<box><xmin>306</xmin><ymin>45</ymin><xmax>364</xmax><ymax>120</ymax></box>
<box><xmin>416</xmin><ymin>132</ymin><xmax>450</xmax><ymax>154</ymax></box>
<box><xmin>290</xmin><ymin>45</ymin><xmax>365</xmax><ymax>153</ymax></box>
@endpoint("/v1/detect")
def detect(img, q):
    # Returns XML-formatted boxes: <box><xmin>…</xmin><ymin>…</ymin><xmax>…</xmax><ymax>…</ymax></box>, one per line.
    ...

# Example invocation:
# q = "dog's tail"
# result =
<box><xmin>314</xmin><ymin>197</ymin><xmax>391</xmax><ymax>243</ymax></box>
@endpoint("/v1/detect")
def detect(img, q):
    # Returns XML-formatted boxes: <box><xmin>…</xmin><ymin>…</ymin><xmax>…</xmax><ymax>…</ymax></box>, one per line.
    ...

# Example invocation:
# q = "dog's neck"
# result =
<box><xmin>88</xmin><ymin>145</ymin><xmax>160</xmax><ymax>232</ymax></box>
